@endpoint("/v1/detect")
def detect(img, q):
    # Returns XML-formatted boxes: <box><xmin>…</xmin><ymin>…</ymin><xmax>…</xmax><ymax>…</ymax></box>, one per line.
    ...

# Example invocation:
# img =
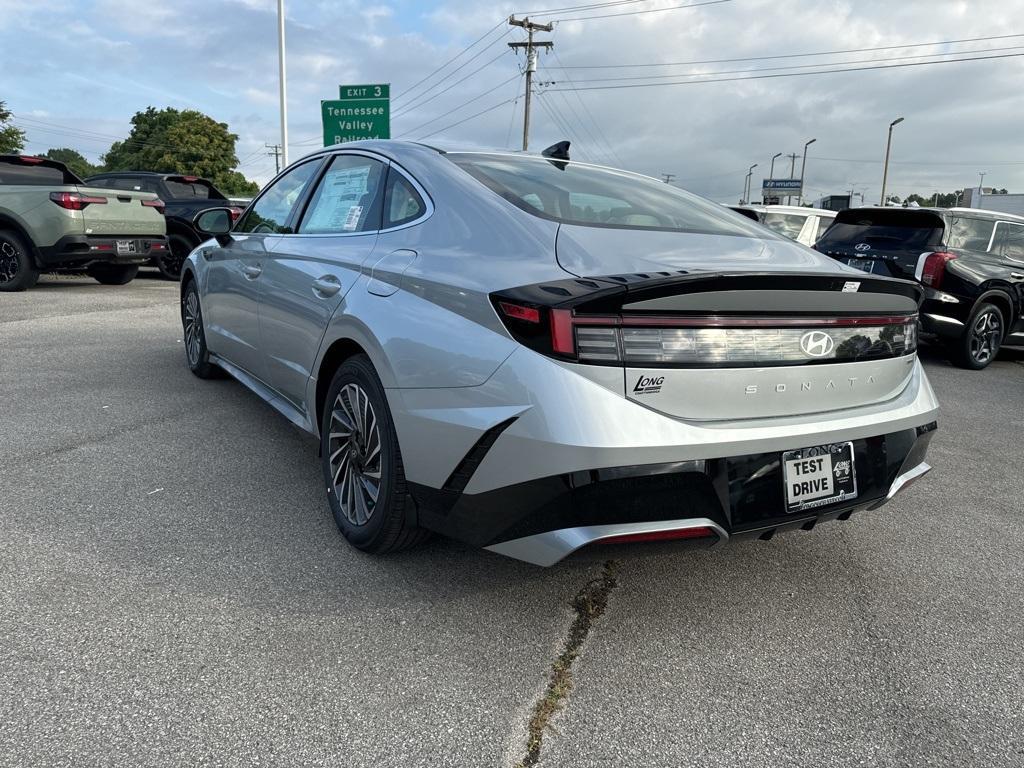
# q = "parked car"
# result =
<box><xmin>180</xmin><ymin>141</ymin><xmax>938</xmax><ymax>566</ymax></box>
<box><xmin>730</xmin><ymin>204</ymin><xmax>837</xmax><ymax>247</ymax></box>
<box><xmin>85</xmin><ymin>171</ymin><xmax>243</xmax><ymax>280</ymax></box>
<box><xmin>0</xmin><ymin>155</ymin><xmax>167</xmax><ymax>291</ymax></box>
<box><xmin>815</xmin><ymin>206</ymin><xmax>1024</xmax><ymax>369</ymax></box>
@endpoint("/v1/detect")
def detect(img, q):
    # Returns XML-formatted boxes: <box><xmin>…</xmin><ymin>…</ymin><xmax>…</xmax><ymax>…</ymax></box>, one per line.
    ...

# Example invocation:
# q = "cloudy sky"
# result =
<box><xmin>3</xmin><ymin>0</ymin><xmax>1023</xmax><ymax>204</ymax></box>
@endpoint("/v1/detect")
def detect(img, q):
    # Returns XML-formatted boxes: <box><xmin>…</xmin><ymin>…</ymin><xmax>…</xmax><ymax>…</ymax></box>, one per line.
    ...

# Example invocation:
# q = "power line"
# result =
<box><xmin>523</xmin><ymin>0</ymin><xmax>655</xmax><ymax>16</ymax></box>
<box><xmin>414</xmin><ymin>95</ymin><xmax>519</xmax><ymax>141</ymax></box>
<box><xmin>549</xmin><ymin>44</ymin><xmax>1024</xmax><ymax>84</ymax></box>
<box><xmin>535</xmin><ymin>92</ymin><xmax>595</xmax><ymax>161</ymax></box>
<box><xmin>393</xmin><ymin>17</ymin><xmax>508</xmax><ymax>103</ymax></box>
<box><xmin>393</xmin><ymin>45</ymin><xmax>514</xmax><ymax>119</ymax></box>
<box><xmin>547</xmin><ymin>49</ymin><xmax>623</xmax><ymax>166</ymax></box>
<box><xmin>543</xmin><ymin>51</ymin><xmax>1024</xmax><ymax>91</ymax></box>
<box><xmin>546</xmin><ymin>31</ymin><xmax>1024</xmax><ymax>68</ymax></box>
<box><xmin>554</xmin><ymin>0</ymin><xmax>730</xmax><ymax>23</ymax></box>
<box><xmin>398</xmin><ymin>73</ymin><xmax>523</xmax><ymax>138</ymax></box>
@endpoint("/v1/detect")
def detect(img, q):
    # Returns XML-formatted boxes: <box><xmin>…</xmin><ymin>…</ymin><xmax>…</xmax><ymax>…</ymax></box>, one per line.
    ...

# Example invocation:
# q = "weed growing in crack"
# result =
<box><xmin>517</xmin><ymin>560</ymin><xmax>619</xmax><ymax>768</ymax></box>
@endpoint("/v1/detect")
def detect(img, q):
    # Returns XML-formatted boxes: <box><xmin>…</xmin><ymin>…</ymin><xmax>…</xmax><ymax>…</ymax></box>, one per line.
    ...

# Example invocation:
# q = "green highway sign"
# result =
<box><xmin>322</xmin><ymin>83</ymin><xmax>390</xmax><ymax>146</ymax></box>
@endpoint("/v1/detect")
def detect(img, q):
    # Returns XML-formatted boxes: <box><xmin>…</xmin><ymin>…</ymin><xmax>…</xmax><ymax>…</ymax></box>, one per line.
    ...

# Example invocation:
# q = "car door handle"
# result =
<box><xmin>241</xmin><ymin>264</ymin><xmax>262</xmax><ymax>280</ymax></box>
<box><xmin>1011</xmin><ymin>272</ymin><xmax>1024</xmax><ymax>279</ymax></box>
<box><xmin>312</xmin><ymin>275</ymin><xmax>342</xmax><ymax>297</ymax></box>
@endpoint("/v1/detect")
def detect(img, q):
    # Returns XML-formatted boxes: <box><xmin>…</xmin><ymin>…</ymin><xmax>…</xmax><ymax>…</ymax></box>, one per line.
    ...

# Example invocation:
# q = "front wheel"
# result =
<box><xmin>181</xmin><ymin>280</ymin><xmax>219</xmax><ymax>378</ymax></box>
<box><xmin>88</xmin><ymin>263</ymin><xmax>139</xmax><ymax>285</ymax></box>
<box><xmin>948</xmin><ymin>302</ymin><xmax>1004</xmax><ymax>370</ymax></box>
<box><xmin>320</xmin><ymin>355</ymin><xmax>429</xmax><ymax>554</ymax></box>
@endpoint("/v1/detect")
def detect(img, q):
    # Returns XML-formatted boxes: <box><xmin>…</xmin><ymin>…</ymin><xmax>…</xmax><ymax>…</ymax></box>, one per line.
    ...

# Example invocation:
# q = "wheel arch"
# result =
<box><xmin>0</xmin><ymin>214</ymin><xmax>40</xmax><ymax>266</ymax></box>
<box><xmin>975</xmin><ymin>286</ymin><xmax>1017</xmax><ymax>335</ymax></box>
<box><xmin>315</xmin><ymin>337</ymin><xmax>373</xmax><ymax>435</ymax></box>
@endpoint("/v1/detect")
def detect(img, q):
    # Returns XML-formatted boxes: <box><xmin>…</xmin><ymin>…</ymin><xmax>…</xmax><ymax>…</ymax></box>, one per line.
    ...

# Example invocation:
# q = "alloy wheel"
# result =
<box><xmin>969</xmin><ymin>309</ymin><xmax>1001</xmax><ymax>365</ymax></box>
<box><xmin>328</xmin><ymin>383</ymin><xmax>383</xmax><ymax>526</ymax></box>
<box><xmin>0</xmin><ymin>241</ymin><xmax>19</xmax><ymax>283</ymax></box>
<box><xmin>163</xmin><ymin>237</ymin><xmax>190</xmax><ymax>278</ymax></box>
<box><xmin>183</xmin><ymin>290</ymin><xmax>202</xmax><ymax>366</ymax></box>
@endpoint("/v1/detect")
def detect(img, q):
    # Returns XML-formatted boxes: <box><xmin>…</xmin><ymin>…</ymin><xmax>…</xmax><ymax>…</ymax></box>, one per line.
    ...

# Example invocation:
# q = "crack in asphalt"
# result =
<box><xmin>515</xmin><ymin>560</ymin><xmax>619</xmax><ymax>768</ymax></box>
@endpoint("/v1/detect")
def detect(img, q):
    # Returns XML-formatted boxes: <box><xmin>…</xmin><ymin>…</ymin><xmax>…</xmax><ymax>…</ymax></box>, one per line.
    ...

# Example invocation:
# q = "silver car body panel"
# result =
<box><xmin>183</xmin><ymin>140</ymin><xmax>939</xmax><ymax>564</ymax></box>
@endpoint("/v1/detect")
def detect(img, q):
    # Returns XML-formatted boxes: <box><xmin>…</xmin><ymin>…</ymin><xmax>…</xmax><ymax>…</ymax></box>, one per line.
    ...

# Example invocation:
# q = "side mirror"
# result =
<box><xmin>194</xmin><ymin>207</ymin><xmax>234</xmax><ymax>245</ymax></box>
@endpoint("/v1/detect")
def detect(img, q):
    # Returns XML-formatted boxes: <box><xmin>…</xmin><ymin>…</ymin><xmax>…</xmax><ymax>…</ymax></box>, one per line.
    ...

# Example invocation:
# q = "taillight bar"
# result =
<box><xmin>563</xmin><ymin>313</ymin><xmax>915</xmax><ymax>328</ymax></box>
<box><xmin>49</xmin><ymin>191</ymin><xmax>107</xmax><ymax>210</ymax></box>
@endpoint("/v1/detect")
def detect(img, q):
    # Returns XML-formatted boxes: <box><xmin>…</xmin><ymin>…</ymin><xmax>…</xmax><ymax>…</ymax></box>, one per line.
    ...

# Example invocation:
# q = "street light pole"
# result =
<box><xmin>766</xmin><ymin>152</ymin><xmax>782</xmax><ymax>203</ymax></box>
<box><xmin>744</xmin><ymin>163</ymin><xmax>757</xmax><ymax>204</ymax></box>
<box><xmin>879</xmin><ymin>116</ymin><xmax>904</xmax><ymax>205</ymax></box>
<box><xmin>799</xmin><ymin>138</ymin><xmax>816</xmax><ymax>206</ymax></box>
<box><xmin>277</xmin><ymin>0</ymin><xmax>289</xmax><ymax>167</ymax></box>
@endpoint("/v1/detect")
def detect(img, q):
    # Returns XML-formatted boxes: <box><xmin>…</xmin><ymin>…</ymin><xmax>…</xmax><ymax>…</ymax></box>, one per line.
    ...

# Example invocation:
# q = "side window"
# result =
<box><xmin>761</xmin><ymin>212</ymin><xmax>806</xmax><ymax>240</ymax></box>
<box><xmin>383</xmin><ymin>171</ymin><xmax>426</xmax><ymax>228</ymax></box>
<box><xmin>299</xmin><ymin>155</ymin><xmax>386</xmax><ymax>234</ymax></box>
<box><xmin>992</xmin><ymin>222</ymin><xmax>1024</xmax><ymax>261</ymax></box>
<box><xmin>814</xmin><ymin>216</ymin><xmax>835</xmax><ymax>242</ymax></box>
<box><xmin>236</xmin><ymin>160</ymin><xmax>320</xmax><ymax>234</ymax></box>
<box><xmin>946</xmin><ymin>217</ymin><xmax>995</xmax><ymax>251</ymax></box>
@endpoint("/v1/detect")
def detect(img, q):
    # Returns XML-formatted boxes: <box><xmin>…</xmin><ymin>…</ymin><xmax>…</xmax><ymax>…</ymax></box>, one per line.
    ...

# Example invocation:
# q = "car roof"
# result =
<box><xmin>844</xmin><ymin>206</ymin><xmax>1024</xmax><ymax>222</ymax></box>
<box><xmin>734</xmin><ymin>204</ymin><xmax>836</xmax><ymax>216</ymax></box>
<box><xmin>88</xmin><ymin>171</ymin><xmax>213</xmax><ymax>182</ymax></box>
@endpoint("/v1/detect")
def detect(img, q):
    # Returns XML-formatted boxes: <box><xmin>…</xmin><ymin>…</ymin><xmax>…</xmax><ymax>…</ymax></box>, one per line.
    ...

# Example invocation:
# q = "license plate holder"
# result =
<box><xmin>846</xmin><ymin>257</ymin><xmax>875</xmax><ymax>273</ymax></box>
<box><xmin>116</xmin><ymin>239</ymin><xmax>137</xmax><ymax>255</ymax></box>
<box><xmin>782</xmin><ymin>442</ymin><xmax>858</xmax><ymax>513</ymax></box>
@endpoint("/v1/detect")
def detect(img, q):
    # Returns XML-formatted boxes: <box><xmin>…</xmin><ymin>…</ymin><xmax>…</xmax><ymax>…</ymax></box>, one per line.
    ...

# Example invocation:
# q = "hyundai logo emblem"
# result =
<box><xmin>854</xmin><ymin>243</ymin><xmax>872</xmax><ymax>252</ymax></box>
<box><xmin>800</xmin><ymin>330</ymin><xmax>835</xmax><ymax>357</ymax></box>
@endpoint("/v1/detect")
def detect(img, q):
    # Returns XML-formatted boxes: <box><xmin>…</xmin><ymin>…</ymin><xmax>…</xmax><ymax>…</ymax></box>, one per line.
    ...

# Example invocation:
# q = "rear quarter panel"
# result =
<box><xmin>0</xmin><ymin>185</ymin><xmax>84</xmax><ymax>247</ymax></box>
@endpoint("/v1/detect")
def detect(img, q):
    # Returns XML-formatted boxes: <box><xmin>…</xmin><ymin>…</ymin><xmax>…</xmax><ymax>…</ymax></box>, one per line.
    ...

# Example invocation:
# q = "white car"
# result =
<box><xmin>731</xmin><ymin>204</ymin><xmax>837</xmax><ymax>247</ymax></box>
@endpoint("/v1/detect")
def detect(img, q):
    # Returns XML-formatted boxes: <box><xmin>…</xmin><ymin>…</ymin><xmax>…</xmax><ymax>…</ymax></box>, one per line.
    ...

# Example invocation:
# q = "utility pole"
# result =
<box><xmin>265</xmin><ymin>143</ymin><xmax>282</xmax><ymax>175</ymax></box>
<box><xmin>277</xmin><ymin>0</ymin><xmax>289</xmax><ymax>167</ymax></box>
<box><xmin>785</xmin><ymin>152</ymin><xmax>798</xmax><ymax>204</ymax></box>
<box><xmin>879</xmin><ymin>116</ymin><xmax>904</xmax><ymax>205</ymax></box>
<box><xmin>744</xmin><ymin>163</ymin><xmax>758</xmax><ymax>205</ymax></box>
<box><xmin>661</xmin><ymin>173</ymin><xmax>676</xmax><ymax>184</ymax></box>
<box><xmin>508</xmin><ymin>16</ymin><xmax>553</xmax><ymax>151</ymax></box>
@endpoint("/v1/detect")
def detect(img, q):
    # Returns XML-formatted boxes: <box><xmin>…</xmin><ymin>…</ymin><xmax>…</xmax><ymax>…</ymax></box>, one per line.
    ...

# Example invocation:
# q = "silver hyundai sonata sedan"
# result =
<box><xmin>181</xmin><ymin>140</ymin><xmax>938</xmax><ymax>566</ymax></box>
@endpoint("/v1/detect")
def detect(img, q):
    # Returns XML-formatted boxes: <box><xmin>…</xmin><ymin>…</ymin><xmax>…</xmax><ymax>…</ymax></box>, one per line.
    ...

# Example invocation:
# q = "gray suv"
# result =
<box><xmin>180</xmin><ymin>141</ymin><xmax>938</xmax><ymax>566</ymax></box>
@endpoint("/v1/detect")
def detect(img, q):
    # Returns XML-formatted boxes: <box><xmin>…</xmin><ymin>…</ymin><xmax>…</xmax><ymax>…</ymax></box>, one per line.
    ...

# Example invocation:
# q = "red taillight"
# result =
<box><xmin>228</xmin><ymin>207</ymin><xmax>243</xmax><ymax>222</ymax></box>
<box><xmin>90</xmin><ymin>243</ymin><xmax>113</xmax><ymax>251</ymax></box>
<box><xmin>182</xmin><ymin>175</ymin><xmax>199</xmax><ymax>182</ymax></box>
<box><xmin>49</xmin><ymin>192</ymin><xmax>107</xmax><ymax>210</ymax></box>
<box><xmin>18</xmin><ymin>155</ymin><xmax>45</xmax><ymax>164</ymax></box>
<box><xmin>498</xmin><ymin>301</ymin><xmax>541</xmax><ymax>324</ymax></box>
<box><xmin>142</xmin><ymin>198</ymin><xmax>165</xmax><ymax>213</ymax></box>
<box><xmin>601</xmin><ymin>527</ymin><xmax>716</xmax><ymax>545</ymax></box>
<box><xmin>550</xmin><ymin>308</ymin><xmax>575</xmax><ymax>355</ymax></box>
<box><xmin>921</xmin><ymin>251</ymin><xmax>957</xmax><ymax>289</ymax></box>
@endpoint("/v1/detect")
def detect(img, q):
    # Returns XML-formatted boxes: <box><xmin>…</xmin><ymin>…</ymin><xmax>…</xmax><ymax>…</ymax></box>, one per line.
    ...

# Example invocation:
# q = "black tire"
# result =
<box><xmin>948</xmin><ymin>301</ymin><xmax>1005</xmax><ymax>370</ymax></box>
<box><xmin>181</xmin><ymin>280</ymin><xmax>220</xmax><ymax>379</ymax></box>
<box><xmin>87</xmin><ymin>263</ymin><xmax>139</xmax><ymax>285</ymax></box>
<box><xmin>320</xmin><ymin>355</ymin><xmax>429</xmax><ymax>554</ymax></box>
<box><xmin>0</xmin><ymin>229</ymin><xmax>40</xmax><ymax>292</ymax></box>
<box><xmin>157</xmin><ymin>233</ymin><xmax>194</xmax><ymax>280</ymax></box>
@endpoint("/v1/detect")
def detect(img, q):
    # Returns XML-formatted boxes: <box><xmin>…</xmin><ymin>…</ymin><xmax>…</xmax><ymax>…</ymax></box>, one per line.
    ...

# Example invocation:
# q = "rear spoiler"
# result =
<box><xmin>0</xmin><ymin>154</ymin><xmax>84</xmax><ymax>185</ymax></box>
<box><xmin>494</xmin><ymin>271</ymin><xmax>924</xmax><ymax>317</ymax></box>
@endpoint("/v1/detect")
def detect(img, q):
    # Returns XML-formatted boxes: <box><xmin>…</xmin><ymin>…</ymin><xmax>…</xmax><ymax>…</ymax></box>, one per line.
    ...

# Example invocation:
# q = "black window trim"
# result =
<box><xmin>278</xmin><ymin>149</ymin><xmax>433</xmax><ymax>238</ymax></box>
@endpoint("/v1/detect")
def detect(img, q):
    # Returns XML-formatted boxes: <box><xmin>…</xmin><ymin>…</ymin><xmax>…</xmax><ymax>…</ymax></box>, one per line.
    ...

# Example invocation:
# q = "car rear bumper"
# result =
<box><xmin>37</xmin><ymin>235</ymin><xmax>168</xmax><ymax>268</ymax></box>
<box><xmin>919</xmin><ymin>290</ymin><xmax>970</xmax><ymax>339</ymax></box>
<box><xmin>410</xmin><ymin>422</ymin><xmax>936</xmax><ymax>565</ymax></box>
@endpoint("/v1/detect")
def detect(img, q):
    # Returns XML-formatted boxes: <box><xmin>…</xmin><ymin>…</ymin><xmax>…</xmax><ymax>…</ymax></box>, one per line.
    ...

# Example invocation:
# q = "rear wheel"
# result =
<box><xmin>157</xmin><ymin>233</ymin><xmax>194</xmax><ymax>280</ymax></box>
<box><xmin>320</xmin><ymin>355</ymin><xmax>429</xmax><ymax>554</ymax></box>
<box><xmin>948</xmin><ymin>301</ymin><xmax>1004</xmax><ymax>370</ymax></box>
<box><xmin>0</xmin><ymin>230</ymin><xmax>40</xmax><ymax>292</ymax></box>
<box><xmin>88</xmin><ymin>263</ymin><xmax>139</xmax><ymax>285</ymax></box>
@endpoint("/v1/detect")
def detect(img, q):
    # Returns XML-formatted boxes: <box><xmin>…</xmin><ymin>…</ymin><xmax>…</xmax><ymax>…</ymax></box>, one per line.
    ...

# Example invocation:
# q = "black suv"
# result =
<box><xmin>816</xmin><ymin>207</ymin><xmax>1024</xmax><ymax>369</ymax></box>
<box><xmin>85</xmin><ymin>172</ymin><xmax>244</xmax><ymax>279</ymax></box>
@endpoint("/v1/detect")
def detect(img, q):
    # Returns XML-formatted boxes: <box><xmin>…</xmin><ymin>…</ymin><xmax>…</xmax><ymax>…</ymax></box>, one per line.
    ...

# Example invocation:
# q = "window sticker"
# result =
<box><xmin>305</xmin><ymin>165</ymin><xmax>372</xmax><ymax>232</ymax></box>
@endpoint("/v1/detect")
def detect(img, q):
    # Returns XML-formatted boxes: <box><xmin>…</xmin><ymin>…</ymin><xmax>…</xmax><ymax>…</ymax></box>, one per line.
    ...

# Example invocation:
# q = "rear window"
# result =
<box><xmin>448</xmin><ymin>153</ymin><xmax>771</xmax><ymax>237</ymax></box>
<box><xmin>164</xmin><ymin>178</ymin><xmax>224</xmax><ymax>200</ymax></box>
<box><xmin>0</xmin><ymin>158</ymin><xmax>80</xmax><ymax>185</ymax></box>
<box><xmin>817</xmin><ymin>209</ymin><xmax>944</xmax><ymax>250</ymax></box>
<box><xmin>761</xmin><ymin>212</ymin><xmax>807</xmax><ymax>240</ymax></box>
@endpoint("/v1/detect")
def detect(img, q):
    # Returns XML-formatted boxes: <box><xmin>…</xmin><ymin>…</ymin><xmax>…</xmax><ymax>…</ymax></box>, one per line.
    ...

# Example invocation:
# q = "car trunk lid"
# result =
<box><xmin>73</xmin><ymin>183</ymin><xmax>166</xmax><ymax>236</ymax></box>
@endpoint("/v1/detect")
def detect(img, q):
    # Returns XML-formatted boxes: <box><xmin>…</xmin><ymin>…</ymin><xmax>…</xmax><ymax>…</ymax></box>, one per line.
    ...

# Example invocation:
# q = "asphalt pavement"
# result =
<box><xmin>1</xmin><ymin>274</ymin><xmax>1022</xmax><ymax>767</ymax></box>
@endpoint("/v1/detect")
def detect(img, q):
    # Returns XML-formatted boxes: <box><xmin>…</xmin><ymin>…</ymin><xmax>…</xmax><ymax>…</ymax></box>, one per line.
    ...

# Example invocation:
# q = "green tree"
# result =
<box><xmin>102</xmin><ymin>106</ymin><xmax>258</xmax><ymax>195</ymax></box>
<box><xmin>43</xmin><ymin>147</ymin><xmax>98</xmax><ymax>179</ymax></box>
<box><xmin>0</xmin><ymin>101</ymin><xmax>26</xmax><ymax>154</ymax></box>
